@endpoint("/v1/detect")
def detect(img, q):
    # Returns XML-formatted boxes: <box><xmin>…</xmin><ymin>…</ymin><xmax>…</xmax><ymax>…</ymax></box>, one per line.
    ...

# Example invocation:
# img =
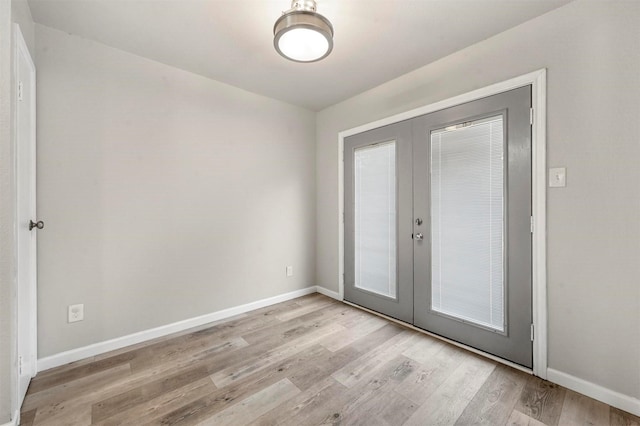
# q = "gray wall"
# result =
<box><xmin>35</xmin><ymin>24</ymin><xmax>316</xmax><ymax>357</ymax></box>
<box><xmin>316</xmin><ymin>0</ymin><xmax>640</xmax><ymax>400</ymax></box>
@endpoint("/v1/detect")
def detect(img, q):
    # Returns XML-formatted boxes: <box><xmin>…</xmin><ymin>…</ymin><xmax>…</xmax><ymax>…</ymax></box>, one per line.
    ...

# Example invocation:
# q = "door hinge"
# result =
<box><xmin>530</xmin><ymin>216</ymin><xmax>534</xmax><ymax>234</ymax></box>
<box><xmin>530</xmin><ymin>324</ymin><xmax>535</xmax><ymax>341</ymax></box>
<box><xmin>529</xmin><ymin>108</ymin><xmax>534</xmax><ymax>125</ymax></box>
<box><xmin>18</xmin><ymin>81</ymin><xmax>23</xmax><ymax>101</ymax></box>
<box><xmin>18</xmin><ymin>356</ymin><xmax>23</xmax><ymax>374</ymax></box>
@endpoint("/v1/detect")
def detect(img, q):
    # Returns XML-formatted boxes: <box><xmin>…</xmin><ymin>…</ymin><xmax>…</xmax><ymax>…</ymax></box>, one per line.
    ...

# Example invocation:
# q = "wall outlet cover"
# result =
<box><xmin>68</xmin><ymin>304</ymin><xmax>84</xmax><ymax>323</ymax></box>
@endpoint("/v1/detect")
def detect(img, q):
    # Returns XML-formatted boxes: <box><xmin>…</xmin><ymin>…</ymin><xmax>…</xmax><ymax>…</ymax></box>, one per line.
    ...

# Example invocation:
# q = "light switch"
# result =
<box><xmin>549</xmin><ymin>167</ymin><xmax>566</xmax><ymax>187</ymax></box>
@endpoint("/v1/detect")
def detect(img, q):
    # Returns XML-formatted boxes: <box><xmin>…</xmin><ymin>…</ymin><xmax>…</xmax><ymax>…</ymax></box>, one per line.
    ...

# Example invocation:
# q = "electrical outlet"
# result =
<box><xmin>68</xmin><ymin>304</ymin><xmax>84</xmax><ymax>323</ymax></box>
<box><xmin>286</xmin><ymin>266</ymin><xmax>293</xmax><ymax>277</ymax></box>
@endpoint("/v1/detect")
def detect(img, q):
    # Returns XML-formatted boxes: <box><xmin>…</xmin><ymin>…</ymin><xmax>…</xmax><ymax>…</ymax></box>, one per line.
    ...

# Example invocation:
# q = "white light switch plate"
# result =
<box><xmin>286</xmin><ymin>266</ymin><xmax>293</xmax><ymax>277</ymax></box>
<box><xmin>549</xmin><ymin>167</ymin><xmax>566</xmax><ymax>187</ymax></box>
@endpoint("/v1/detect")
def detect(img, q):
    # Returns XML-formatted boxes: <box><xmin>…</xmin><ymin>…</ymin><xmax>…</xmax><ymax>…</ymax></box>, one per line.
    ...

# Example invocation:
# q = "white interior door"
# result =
<box><xmin>15</xmin><ymin>24</ymin><xmax>38</xmax><ymax>407</ymax></box>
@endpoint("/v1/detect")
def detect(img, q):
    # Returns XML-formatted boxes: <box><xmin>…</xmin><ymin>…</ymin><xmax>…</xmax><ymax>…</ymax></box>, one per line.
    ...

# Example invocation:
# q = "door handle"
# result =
<box><xmin>29</xmin><ymin>220</ymin><xmax>44</xmax><ymax>231</ymax></box>
<box><xmin>415</xmin><ymin>233</ymin><xmax>424</xmax><ymax>241</ymax></box>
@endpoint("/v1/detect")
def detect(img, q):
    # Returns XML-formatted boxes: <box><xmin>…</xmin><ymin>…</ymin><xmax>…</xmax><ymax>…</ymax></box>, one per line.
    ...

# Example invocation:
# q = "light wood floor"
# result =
<box><xmin>21</xmin><ymin>294</ymin><xmax>639</xmax><ymax>425</ymax></box>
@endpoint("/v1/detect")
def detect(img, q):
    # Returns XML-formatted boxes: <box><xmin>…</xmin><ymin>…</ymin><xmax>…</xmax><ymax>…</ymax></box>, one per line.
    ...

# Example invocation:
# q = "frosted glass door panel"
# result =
<box><xmin>354</xmin><ymin>142</ymin><xmax>397</xmax><ymax>298</ymax></box>
<box><xmin>430</xmin><ymin>116</ymin><xmax>505</xmax><ymax>331</ymax></box>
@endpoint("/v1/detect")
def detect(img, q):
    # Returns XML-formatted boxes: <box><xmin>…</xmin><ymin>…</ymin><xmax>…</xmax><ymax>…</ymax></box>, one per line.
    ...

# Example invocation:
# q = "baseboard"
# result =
<box><xmin>547</xmin><ymin>368</ymin><xmax>640</xmax><ymax>417</ymax></box>
<box><xmin>315</xmin><ymin>286</ymin><xmax>341</xmax><ymax>300</ymax></box>
<box><xmin>38</xmin><ymin>286</ymin><xmax>318</xmax><ymax>372</ymax></box>
<box><xmin>1</xmin><ymin>409</ymin><xmax>18</xmax><ymax>426</ymax></box>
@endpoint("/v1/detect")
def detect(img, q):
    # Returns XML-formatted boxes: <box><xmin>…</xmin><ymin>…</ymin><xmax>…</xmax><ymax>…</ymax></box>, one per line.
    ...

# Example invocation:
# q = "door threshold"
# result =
<box><xmin>342</xmin><ymin>299</ymin><xmax>534</xmax><ymax>376</ymax></box>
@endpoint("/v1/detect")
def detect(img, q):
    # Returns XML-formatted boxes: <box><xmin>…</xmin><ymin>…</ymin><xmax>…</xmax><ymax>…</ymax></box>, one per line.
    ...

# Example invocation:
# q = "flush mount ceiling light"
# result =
<box><xmin>273</xmin><ymin>0</ymin><xmax>334</xmax><ymax>63</ymax></box>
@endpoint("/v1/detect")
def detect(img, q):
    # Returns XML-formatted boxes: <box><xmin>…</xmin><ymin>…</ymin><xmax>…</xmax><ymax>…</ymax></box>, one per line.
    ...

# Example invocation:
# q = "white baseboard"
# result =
<box><xmin>1</xmin><ymin>409</ymin><xmax>18</xmax><ymax>426</ymax></box>
<box><xmin>38</xmin><ymin>286</ymin><xmax>318</xmax><ymax>372</ymax></box>
<box><xmin>547</xmin><ymin>368</ymin><xmax>640</xmax><ymax>417</ymax></box>
<box><xmin>315</xmin><ymin>286</ymin><xmax>341</xmax><ymax>301</ymax></box>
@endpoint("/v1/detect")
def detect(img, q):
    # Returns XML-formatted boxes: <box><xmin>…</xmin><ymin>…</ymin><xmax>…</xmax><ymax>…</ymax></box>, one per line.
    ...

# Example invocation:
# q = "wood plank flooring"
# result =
<box><xmin>21</xmin><ymin>294</ymin><xmax>640</xmax><ymax>425</ymax></box>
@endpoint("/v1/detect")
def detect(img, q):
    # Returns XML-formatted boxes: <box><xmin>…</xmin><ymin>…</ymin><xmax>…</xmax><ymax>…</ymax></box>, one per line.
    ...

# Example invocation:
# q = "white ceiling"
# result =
<box><xmin>27</xmin><ymin>0</ymin><xmax>572</xmax><ymax>111</ymax></box>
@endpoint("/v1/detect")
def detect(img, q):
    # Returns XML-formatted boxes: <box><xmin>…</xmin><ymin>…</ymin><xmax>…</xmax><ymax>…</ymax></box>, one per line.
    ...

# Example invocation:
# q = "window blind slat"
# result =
<box><xmin>430</xmin><ymin>117</ymin><xmax>504</xmax><ymax>331</ymax></box>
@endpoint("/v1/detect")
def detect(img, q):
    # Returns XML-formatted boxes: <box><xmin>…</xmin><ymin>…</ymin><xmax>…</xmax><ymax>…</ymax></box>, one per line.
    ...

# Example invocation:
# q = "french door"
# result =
<box><xmin>344</xmin><ymin>86</ymin><xmax>533</xmax><ymax>368</ymax></box>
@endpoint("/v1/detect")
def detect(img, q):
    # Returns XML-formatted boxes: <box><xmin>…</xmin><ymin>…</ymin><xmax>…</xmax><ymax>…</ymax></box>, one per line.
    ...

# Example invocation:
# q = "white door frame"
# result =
<box><xmin>13</xmin><ymin>22</ymin><xmax>37</xmax><ymax>419</ymax></box>
<box><xmin>337</xmin><ymin>69</ymin><xmax>547</xmax><ymax>378</ymax></box>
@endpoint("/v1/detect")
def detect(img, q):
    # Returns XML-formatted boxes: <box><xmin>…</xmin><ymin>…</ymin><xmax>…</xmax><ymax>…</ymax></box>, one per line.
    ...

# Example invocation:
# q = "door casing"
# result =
<box><xmin>337</xmin><ymin>70</ymin><xmax>547</xmax><ymax>378</ymax></box>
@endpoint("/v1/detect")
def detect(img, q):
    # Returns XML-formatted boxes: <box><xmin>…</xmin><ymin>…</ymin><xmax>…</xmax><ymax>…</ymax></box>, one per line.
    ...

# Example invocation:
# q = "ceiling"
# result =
<box><xmin>27</xmin><ymin>0</ymin><xmax>572</xmax><ymax>111</ymax></box>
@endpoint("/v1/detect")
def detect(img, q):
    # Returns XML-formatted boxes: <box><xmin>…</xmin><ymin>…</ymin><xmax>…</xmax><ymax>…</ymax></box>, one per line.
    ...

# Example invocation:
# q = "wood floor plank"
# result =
<box><xmin>274</xmin><ymin>297</ymin><xmax>337</xmax><ymax>322</ymax></box>
<box><xmin>23</xmin><ymin>363</ymin><xmax>132</xmax><ymax>413</ymax></box>
<box><xmin>248</xmin><ymin>377</ymin><xmax>346</xmax><ymax>426</ymax></box>
<box><xmin>611</xmin><ymin>407</ymin><xmax>640</xmax><ymax>426</ymax></box>
<box><xmin>319</xmin><ymin>313</ymin><xmax>387</xmax><ymax>352</ymax></box>
<box><xmin>455</xmin><ymin>364</ymin><xmax>529</xmax><ymax>425</ymax></box>
<box><xmin>155</xmin><ymin>344</ymin><xmax>334</xmax><ymax>425</ymax></box>
<box><xmin>91</xmin><ymin>365</ymin><xmax>212</xmax><ymax>422</ymax></box>
<box><xmin>25</xmin><ymin>337</ymin><xmax>247</xmax><ymax>424</ymax></box>
<box><xmin>609</xmin><ymin>407</ymin><xmax>640</xmax><ymax>426</ymax></box>
<box><xmin>240</xmin><ymin>302</ymin><xmax>347</xmax><ymax>346</ymax></box>
<box><xmin>18</xmin><ymin>408</ymin><xmax>36</xmax><ymax>426</ymax></box>
<box><xmin>395</xmin><ymin>342</ymin><xmax>470</xmax><ymax>405</ymax></box>
<box><xmin>506</xmin><ymin>409</ymin><xmax>548</xmax><ymax>426</ymax></box>
<box><xmin>21</xmin><ymin>294</ymin><xmax>631</xmax><ymax>425</ymax></box>
<box><xmin>558</xmin><ymin>389</ymin><xmax>610</xmax><ymax>426</ymax></box>
<box><xmin>514</xmin><ymin>375</ymin><xmax>567</xmax><ymax>426</ymax></box>
<box><xmin>331</xmin><ymin>330</ymin><xmax>418</xmax><ymax>387</ymax></box>
<box><xmin>96</xmin><ymin>377</ymin><xmax>216</xmax><ymax>426</ymax></box>
<box><xmin>193</xmin><ymin>379</ymin><xmax>300</xmax><ymax>426</ymax></box>
<box><xmin>129</xmin><ymin>335</ymin><xmax>250</xmax><ymax>374</ymax></box>
<box><xmin>318</xmin><ymin>354</ymin><xmax>420</xmax><ymax>425</ymax></box>
<box><xmin>28</xmin><ymin>351</ymin><xmax>135</xmax><ymax>394</ymax></box>
<box><xmin>337</xmin><ymin>359</ymin><xmax>419</xmax><ymax>425</ymax></box>
<box><xmin>401</xmin><ymin>333</ymin><xmax>447</xmax><ymax>365</ymax></box>
<box><xmin>403</xmin><ymin>353</ymin><xmax>497</xmax><ymax>426</ymax></box>
<box><xmin>211</xmin><ymin>322</ymin><xmax>345</xmax><ymax>387</ymax></box>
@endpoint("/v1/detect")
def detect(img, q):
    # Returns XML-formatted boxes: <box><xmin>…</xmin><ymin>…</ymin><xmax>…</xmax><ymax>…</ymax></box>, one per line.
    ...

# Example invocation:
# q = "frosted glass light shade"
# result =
<box><xmin>274</xmin><ymin>10</ymin><xmax>333</xmax><ymax>63</ymax></box>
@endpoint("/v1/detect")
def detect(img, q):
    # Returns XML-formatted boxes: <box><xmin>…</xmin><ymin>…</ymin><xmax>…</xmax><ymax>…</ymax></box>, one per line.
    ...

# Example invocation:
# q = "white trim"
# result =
<box><xmin>1</xmin><ymin>410</ymin><xmax>18</xmax><ymax>426</ymax></box>
<box><xmin>315</xmin><ymin>285</ymin><xmax>341</xmax><ymax>300</ymax></box>
<box><xmin>547</xmin><ymin>368</ymin><xmax>640</xmax><ymax>417</ymax></box>
<box><xmin>12</xmin><ymin>23</ymin><xmax>37</xmax><ymax>422</ymax></box>
<box><xmin>343</xmin><ymin>300</ymin><xmax>533</xmax><ymax>375</ymax></box>
<box><xmin>38</xmin><ymin>286</ymin><xmax>317</xmax><ymax>372</ymax></box>
<box><xmin>337</xmin><ymin>69</ymin><xmax>548</xmax><ymax>377</ymax></box>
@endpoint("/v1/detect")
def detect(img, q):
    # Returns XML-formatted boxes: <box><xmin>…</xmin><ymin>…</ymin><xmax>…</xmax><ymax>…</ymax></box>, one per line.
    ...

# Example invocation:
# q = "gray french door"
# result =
<box><xmin>344</xmin><ymin>121</ymin><xmax>414</xmax><ymax>323</ymax></box>
<box><xmin>344</xmin><ymin>86</ymin><xmax>533</xmax><ymax>368</ymax></box>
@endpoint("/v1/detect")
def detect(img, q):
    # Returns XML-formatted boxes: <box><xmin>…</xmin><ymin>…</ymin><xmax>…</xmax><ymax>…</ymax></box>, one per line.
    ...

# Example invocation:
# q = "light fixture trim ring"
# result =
<box><xmin>273</xmin><ymin>10</ymin><xmax>334</xmax><ymax>63</ymax></box>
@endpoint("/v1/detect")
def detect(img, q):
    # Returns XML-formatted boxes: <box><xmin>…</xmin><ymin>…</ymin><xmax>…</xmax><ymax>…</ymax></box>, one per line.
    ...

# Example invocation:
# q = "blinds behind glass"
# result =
<box><xmin>354</xmin><ymin>141</ymin><xmax>397</xmax><ymax>298</ymax></box>
<box><xmin>430</xmin><ymin>117</ymin><xmax>505</xmax><ymax>331</ymax></box>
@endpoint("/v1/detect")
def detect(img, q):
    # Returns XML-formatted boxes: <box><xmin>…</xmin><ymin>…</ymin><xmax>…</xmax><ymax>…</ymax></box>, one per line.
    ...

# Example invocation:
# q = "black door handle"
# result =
<box><xmin>29</xmin><ymin>220</ymin><xmax>44</xmax><ymax>231</ymax></box>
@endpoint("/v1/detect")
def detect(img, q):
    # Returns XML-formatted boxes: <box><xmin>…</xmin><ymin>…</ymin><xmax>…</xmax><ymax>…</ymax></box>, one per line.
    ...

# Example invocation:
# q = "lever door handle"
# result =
<box><xmin>29</xmin><ymin>220</ymin><xmax>44</xmax><ymax>231</ymax></box>
<box><xmin>415</xmin><ymin>233</ymin><xmax>424</xmax><ymax>241</ymax></box>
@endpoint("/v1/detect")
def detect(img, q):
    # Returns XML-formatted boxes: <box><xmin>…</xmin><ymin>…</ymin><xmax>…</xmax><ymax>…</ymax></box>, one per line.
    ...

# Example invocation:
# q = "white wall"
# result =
<box><xmin>35</xmin><ymin>24</ymin><xmax>316</xmax><ymax>358</ymax></box>
<box><xmin>12</xmin><ymin>0</ymin><xmax>34</xmax><ymax>58</ymax></box>
<box><xmin>316</xmin><ymin>0</ymin><xmax>640</xmax><ymax>402</ymax></box>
